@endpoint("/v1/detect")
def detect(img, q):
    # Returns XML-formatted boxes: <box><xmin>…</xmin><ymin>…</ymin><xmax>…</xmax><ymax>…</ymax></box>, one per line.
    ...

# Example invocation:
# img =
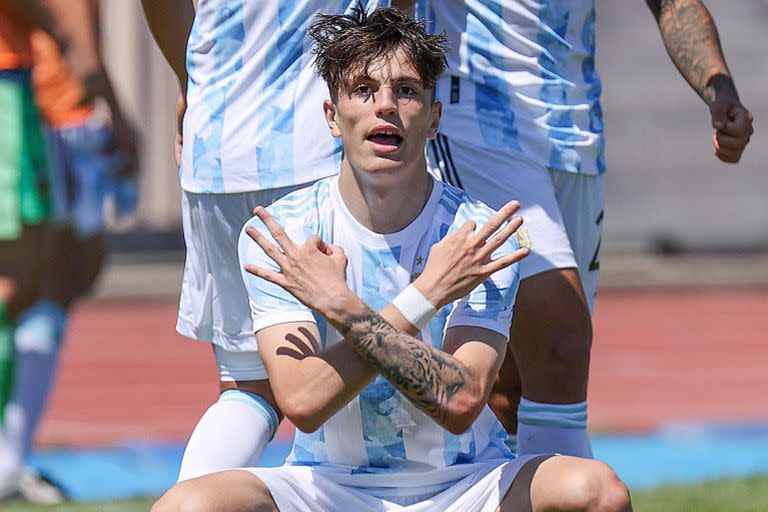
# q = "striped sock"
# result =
<box><xmin>9</xmin><ymin>300</ymin><xmax>68</xmax><ymax>456</ymax></box>
<box><xmin>516</xmin><ymin>398</ymin><xmax>593</xmax><ymax>458</ymax></box>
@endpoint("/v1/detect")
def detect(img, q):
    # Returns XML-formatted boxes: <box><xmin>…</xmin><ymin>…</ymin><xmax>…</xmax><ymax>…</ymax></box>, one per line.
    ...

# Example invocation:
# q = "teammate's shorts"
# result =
<box><xmin>247</xmin><ymin>455</ymin><xmax>541</xmax><ymax>511</ymax></box>
<box><xmin>427</xmin><ymin>134</ymin><xmax>604</xmax><ymax>310</ymax></box>
<box><xmin>176</xmin><ymin>184</ymin><xmax>308</xmax><ymax>353</ymax></box>
<box><xmin>44</xmin><ymin>115</ymin><xmax>125</xmax><ymax>239</ymax></box>
<box><xmin>0</xmin><ymin>70</ymin><xmax>50</xmax><ymax>241</ymax></box>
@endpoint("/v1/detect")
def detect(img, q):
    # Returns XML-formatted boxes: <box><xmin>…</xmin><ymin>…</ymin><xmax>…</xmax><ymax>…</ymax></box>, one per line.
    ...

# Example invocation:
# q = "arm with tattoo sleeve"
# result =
<box><xmin>646</xmin><ymin>0</ymin><xmax>753</xmax><ymax>162</ymax></box>
<box><xmin>327</xmin><ymin>295</ymin><xmax>503</xmax><ymax>435</ymax></box>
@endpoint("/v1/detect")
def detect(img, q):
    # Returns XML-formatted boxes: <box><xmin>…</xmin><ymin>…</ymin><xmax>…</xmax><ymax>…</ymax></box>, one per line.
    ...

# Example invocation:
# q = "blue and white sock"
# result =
<box><xmin>1</xmin><ymin>300</ymin><xmax>66</xmax><ymax>497</ymax></box>
<box><xmin>516</xmin><ymin>398</ymin><xmax>593</xmax><ymax>458</ymax></box>
<box><xmin>8</xmin><ymin>300</ymin><xmax>67</xmax><ymax>456</ymax></box>
<box><xmin>177</xmin><ymin>389</ymin><xmax>279</xmax><ymax>482</ymax></box>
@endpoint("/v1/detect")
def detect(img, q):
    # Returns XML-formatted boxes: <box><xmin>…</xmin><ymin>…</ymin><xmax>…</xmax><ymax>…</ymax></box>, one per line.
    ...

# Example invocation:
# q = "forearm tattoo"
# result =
<box><xmin>338</xmin><ymin>309</ymin><xmax>473</xmax><ymax>424</ymax></box>
<box><xmin>650</xmin><ymin>0</ymin><xmax>731</xmax><ymax>103</ymax></box>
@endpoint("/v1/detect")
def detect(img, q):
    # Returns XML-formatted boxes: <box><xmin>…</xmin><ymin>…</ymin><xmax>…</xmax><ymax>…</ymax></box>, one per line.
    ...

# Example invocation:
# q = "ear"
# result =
<box><xmin>323</xmin><ymin>99</ymin><xmax>342</xmax><ymax>138</ymax></box>
<box><xmin>426</xmin><ymin>100</ymin><xmax>442</xmax><ymax>140</ymax></box>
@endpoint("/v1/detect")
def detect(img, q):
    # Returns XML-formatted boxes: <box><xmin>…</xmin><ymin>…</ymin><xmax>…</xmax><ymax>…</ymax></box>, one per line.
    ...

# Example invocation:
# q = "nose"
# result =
<box><xmin>375</xmin><ymin>86</ymin><xmax>397</xmax><ymax>117</ymax></box>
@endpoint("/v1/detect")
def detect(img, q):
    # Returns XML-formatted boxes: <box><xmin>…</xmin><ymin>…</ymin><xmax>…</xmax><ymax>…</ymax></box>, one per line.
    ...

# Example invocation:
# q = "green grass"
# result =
<box><xmin>632</xmin><ymin>476</ymin><xmax>768</xmax><ymax>511</ymax></box>
<box><xmin>4</xmin><ymin>477</ymin><xmax>768</xmax><ymax>511</ymax></box>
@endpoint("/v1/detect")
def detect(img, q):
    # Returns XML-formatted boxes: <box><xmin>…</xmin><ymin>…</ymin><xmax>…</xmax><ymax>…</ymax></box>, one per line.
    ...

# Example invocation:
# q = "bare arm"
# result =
<box><xmin>646</xmin><ymin>0</ymin><xmax>753</xmax><ymax>163</ymax></box>
<box><xmin>140</xmin><ymin>0</ymin><xmax>194</xmax><ymax>94</ymax></box>
<box><xmin>328</xmin><ymin>295</ymin><xmax>506</xmax><ymax>434</ymax></box>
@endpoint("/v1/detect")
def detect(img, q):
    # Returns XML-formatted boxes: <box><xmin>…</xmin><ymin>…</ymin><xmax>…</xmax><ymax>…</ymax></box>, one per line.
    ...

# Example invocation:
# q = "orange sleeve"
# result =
<box><xmin>30</xmin><ymin>30</ymin><xmax>93</xmax><ymax>127</ymax></box>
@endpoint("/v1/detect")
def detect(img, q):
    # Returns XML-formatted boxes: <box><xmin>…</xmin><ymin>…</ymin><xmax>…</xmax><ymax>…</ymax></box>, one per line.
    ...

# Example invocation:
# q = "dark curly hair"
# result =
<box><xmin>308</xmin><ymin>4</ymin><xmax>448</xmax><ymax>101</ymax></box>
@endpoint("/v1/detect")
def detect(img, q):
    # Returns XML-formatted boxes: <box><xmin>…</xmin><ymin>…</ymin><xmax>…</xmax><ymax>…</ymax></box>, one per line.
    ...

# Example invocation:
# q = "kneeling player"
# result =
<box><xmin>153</xmin><ymin>7</ymin><xmax>631</xmax><ymax>512</ymax></box>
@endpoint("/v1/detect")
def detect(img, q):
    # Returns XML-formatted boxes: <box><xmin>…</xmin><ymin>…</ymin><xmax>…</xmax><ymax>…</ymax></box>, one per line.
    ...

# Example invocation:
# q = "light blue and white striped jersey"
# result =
<box><xmin>418</xmin><ymin>0</ymin><xmax>605</xmax><ymax>175</ymax></box>
<box><xmin>180</xmin><ymin>0</ymin><xmax>384</xmax><ymax>193</ymax></box>
<box><xmin>238</xmin><ymin>176</ymin><xmax>519</xmax><ymax>486</ymax></box>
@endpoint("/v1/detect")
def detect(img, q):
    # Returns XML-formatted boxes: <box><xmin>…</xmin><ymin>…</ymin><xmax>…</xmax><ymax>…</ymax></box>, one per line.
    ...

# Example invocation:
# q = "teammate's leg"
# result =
<box><xmin>176</xmin><ymin>188</ymin><xmax>302</xmax><ymax>479</ymax></box>
<box><xmin>504</xmin><ymin>267</ymin><xmax>593</xmax><ymax>458</ymax></box>
<box><xmin>506</xmin><ymin>171</ymin><xmax>604</xmax><ymax>458</ymax></box>
<box><xmin>428</xmin><ymin>135</ymin><xmax>594</xmax><ymax>457</ymax></box>
<box><xmin>177</xmin><ymin>348</ymin><xmax>281</xmax><ymax>481</ymax></box>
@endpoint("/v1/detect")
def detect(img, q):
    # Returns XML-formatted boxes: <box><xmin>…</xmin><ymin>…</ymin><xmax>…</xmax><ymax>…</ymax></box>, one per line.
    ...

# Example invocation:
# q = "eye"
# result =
<box><xmin>353</xmin><ymin>84</ymin><xmax>373</xmax><ymax>96</ymax></box>
<box><xmin>398</xmin><ymin>85</ymin><xmax>418</xmax><ymax>96</ymax></box>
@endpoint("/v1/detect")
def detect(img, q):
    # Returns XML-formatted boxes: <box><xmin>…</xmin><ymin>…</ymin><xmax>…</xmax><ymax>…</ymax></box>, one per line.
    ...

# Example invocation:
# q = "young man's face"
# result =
<box><xmin>324</xmin><ymin>47</ymin><xmax>441</xmax><ymax>180</ymax></box>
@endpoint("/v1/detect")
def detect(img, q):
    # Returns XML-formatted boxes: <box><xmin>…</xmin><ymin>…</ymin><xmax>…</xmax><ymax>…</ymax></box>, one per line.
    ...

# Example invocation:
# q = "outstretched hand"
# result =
<box><xmin>710</xmin><ymin>93</ymin><xmax>753</xmax><ymax>164</ymax></box>
<box><xmin>244</xmin><ymin>207</ymin><xmax>350</xmax><ymax>316</ymax></box>
<box><xmin>414</xmin><ymin>200</ymin><xmax>529</xmax><ymax>308</ymax></box>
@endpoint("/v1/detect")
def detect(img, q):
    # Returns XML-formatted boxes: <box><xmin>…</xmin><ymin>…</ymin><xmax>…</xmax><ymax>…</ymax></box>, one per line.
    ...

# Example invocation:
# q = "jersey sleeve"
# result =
<box><xmin>445</xmin><ymin>203</ymin><xmax>521</xmax><ymax>339</ymax></box>
<box><xmin>238</xmin><ymin>212</ymin><xmax>316</xmax><ymax>333</ymax></box>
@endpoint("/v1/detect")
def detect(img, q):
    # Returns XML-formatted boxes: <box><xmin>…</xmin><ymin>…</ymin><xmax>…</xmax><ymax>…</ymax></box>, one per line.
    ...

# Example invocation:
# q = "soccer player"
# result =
<box><xmin>0</xmin><ymin>0</ymin><xmax>135</xmax><ymax>501</ymax></box>
<box><xmin>141</xmin><ymin>0</ymin><xmax>389</xmax><ymax>481</ymax></box>
<box><xmin>395</xmin><ymin>0</ymin><xmax>754</xmax><ymax>458</ymax></box>
<box><xmin>153</xmin><ymin>7</ymin><xmax>632</xmax><ymax>512</ymax></box>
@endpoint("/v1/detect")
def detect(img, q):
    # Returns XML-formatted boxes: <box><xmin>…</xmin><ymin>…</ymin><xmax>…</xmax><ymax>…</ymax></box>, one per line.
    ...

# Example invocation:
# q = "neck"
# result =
<box><xmin>338</xmin><ymin>160</ymin><xmax>433</xmax><ymax>234</ymax></box>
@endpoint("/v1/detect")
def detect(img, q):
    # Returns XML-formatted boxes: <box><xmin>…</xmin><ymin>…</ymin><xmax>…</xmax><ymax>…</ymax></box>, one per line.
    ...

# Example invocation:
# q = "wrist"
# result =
<box><xmin>412</xmin><ymin>275</ymin><xmax>446</xmax><ymax>309</ymax></box>
<box><xmin>392</xmin><ymin>283</ymin><xmax>438</xmax><ymax>330</ymax></box>
<box><xmin>322</xmin><ymin>289</ymin><xmax>365</xmax><ymax>328</ymax></box>
<box><xmin>705</xmin><ymin>74</ymin><xmax>738</xmax><ymax>105</ymax></box>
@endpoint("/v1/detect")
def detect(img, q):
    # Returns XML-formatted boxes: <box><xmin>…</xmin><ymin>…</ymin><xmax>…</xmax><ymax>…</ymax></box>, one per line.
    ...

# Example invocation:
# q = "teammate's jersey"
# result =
<box><xmin>238</xmin><ymin>176</ymin><xmax>519</xmax><ymax>486</ymax></box>
<box><xmin>419</xmin><ymin>0</ymin><xmax>605</xmax><ymax>175</ymax></box>
<box><xmin>181</xmin><ymin>0</ymin><xmax>384</xmax><ymax>194</ymax></box>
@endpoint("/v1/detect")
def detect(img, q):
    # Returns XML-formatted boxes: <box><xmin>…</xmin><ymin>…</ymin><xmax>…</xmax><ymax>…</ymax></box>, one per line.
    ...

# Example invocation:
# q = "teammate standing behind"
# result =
<box><xmin>397</xmin><ymin>0</ymin><xmax>753</xmax><ymax>458</ymax></box>
<box><xmin>153</xmin><ymin>8</ymin><xmax>631</xmax><ymax>511</ymax></box>
<box><xmin>141</xmin><ymin>1</ymin><xmax>387</xmax><ymax>481</ymax></box>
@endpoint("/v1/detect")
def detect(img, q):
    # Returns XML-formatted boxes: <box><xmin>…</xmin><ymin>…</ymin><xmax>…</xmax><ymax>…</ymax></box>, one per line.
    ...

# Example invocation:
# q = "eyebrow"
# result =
<box><xmin>346</xmin><ymin>74</ymin><xmax>424</xmax><ymax>87</ymax></box>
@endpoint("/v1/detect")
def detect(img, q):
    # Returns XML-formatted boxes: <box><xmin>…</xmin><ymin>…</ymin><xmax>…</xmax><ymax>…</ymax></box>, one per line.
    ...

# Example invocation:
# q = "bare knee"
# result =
<box><xmin>152</xmin><ymin>471</ymin><xmax>277</xmax><ymax>512</ymax></box>
<box><xmin>561</xmin><ymin>460</ymin><xmax>631</xmax><ymax>512</ymax></box>
<box><xmin>531</xmin><ymin>457</ymin><xmax>631</xmax><ymax>512</ymax></box>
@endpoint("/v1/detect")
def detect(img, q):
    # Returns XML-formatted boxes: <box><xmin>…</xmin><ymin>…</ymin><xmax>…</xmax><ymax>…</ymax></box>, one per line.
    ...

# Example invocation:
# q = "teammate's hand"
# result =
<box><xmin>710</xmin><ymin>93</ymin><xmax>753</xmax><ymax>164</ymax></box>
<box><xmin>414</xmin><ymin>200</ymin><xmax>529</xmax><ymax>308</ymax></box>
<box><xmin>175</xmin><ymin>93</ymin><xmax>187</xmax><ymax>167</ymax></box>
<box><xmin>244</xmin><ymin>207</ymin><xmax>350</xmax><ymax>315</ymax></box>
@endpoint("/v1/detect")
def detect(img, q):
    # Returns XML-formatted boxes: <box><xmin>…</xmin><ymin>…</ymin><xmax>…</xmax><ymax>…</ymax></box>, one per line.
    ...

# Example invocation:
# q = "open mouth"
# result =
<box><xmin>366</xmin><ymin>129</ymin><xmax>403</xmax><ymax>148</ymax></box>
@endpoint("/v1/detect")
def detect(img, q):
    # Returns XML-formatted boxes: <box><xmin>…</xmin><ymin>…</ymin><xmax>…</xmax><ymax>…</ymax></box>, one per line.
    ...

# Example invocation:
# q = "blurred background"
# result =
<box><xmin>2</xmin><ymin>0</ymin><xmax>767</xmax><ymax>508</ymax></box>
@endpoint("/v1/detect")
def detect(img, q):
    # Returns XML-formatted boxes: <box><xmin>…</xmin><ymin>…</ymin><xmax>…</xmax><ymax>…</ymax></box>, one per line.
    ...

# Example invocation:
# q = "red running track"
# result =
<box><xmin>35</xmin><ymin>289</ymin><xmax>768</xmax><ymax>448</ymax></box>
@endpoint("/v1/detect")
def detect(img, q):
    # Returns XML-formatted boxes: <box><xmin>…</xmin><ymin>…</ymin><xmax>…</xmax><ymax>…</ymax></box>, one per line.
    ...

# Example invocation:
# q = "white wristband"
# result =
<box><xmin>391</xmin><ymin>284</ymin><xmax>437</xmax><ymax>329</ymax></box>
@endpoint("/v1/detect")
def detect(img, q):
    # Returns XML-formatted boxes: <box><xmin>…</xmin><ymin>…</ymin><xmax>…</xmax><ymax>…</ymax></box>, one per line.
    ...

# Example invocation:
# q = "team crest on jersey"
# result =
<box><xmin>514</xmin><ymin>227</ymin><xmax>531</xmax><ymax>249</ymax></box>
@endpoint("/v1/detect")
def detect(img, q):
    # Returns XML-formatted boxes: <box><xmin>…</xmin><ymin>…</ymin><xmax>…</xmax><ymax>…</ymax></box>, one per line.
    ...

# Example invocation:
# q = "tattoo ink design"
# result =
<box><xmin>650</xmin><ymin>0</ymin><xmax>731</xmax><ymax>103</ymax></box>
<box><xmin>339</xmin><ymin>309</ymin><xmax>472</xmax><ymax>425</ymax></box>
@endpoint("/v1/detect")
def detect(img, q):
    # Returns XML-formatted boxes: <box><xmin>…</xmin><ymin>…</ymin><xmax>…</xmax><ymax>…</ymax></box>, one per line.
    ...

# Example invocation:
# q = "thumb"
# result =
<box><xmin>709</xmin><ymin>98</ymin><xmax>731</xmax><ymax>130</ymax></box>
<box><xmin>328</xmin><ymin>244</ymin><xmax>347</xmax><ymax>262</ymax></box>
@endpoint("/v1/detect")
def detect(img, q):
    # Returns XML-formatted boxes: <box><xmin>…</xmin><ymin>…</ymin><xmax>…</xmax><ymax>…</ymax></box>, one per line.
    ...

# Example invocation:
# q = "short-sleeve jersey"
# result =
<box><xmin>419</xmin><ymin>0</ymin><xmax>605</xmax><ymax>175</ymax></box>
<box><xmin>238</xmin><ymin>176</ymin><xmax>519</xmax><ymax>487</ymax></box>
<box><xmin>181</xmin><ymin>0</ymin><xmax>384</xmax><ymax>193</ymax></box>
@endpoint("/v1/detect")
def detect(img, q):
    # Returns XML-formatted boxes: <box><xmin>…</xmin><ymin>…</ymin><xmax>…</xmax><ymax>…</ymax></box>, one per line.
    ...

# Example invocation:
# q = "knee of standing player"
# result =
<box><xmin>534</xmin><ymin>310</ymin><xmax>592</xmax><ymax>382</ymax></box>
<box><xmin>561</xmin><ymin>460</ymin><xmax>631</xmax><ymax>512</ymax></box>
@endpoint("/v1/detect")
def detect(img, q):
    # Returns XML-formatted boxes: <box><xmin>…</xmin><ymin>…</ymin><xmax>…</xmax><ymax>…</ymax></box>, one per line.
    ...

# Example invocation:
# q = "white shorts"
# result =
<box><xmin>246</xmin><ymin>456</ymin><xmax>537</xmax><ymax>512</ymax></box>
<box><xmin>176</xmin><ymin>184</ymin><xmax>307</xmax><ymax>353</ymax></box>
<box><xmin>427</xmin><ymin>134</ymin><xmax>604</xmax><ymax>309</ymax></box>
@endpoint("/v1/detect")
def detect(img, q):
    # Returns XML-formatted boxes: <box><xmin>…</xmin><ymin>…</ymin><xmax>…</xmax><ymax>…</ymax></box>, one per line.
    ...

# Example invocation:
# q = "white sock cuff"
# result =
<box><xmin>517</xmin><ymin>398</ymin><xmax>588</xmax><ymax>430</ymax></box>
<box><xmin>219</xmin><ymin>390</ymin><xmax>279</xmax><ymax>440</ymax></box>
